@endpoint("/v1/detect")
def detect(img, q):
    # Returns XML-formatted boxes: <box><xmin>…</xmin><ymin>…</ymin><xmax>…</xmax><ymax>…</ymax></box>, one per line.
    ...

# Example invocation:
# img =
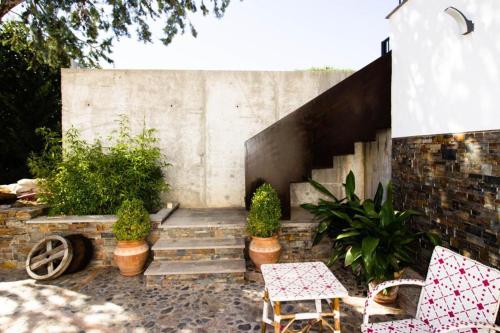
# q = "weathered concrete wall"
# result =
<box><xmin>62</xmin><ymin>69</ymin><xmax>353</xmax><ymax>208</ymax></box>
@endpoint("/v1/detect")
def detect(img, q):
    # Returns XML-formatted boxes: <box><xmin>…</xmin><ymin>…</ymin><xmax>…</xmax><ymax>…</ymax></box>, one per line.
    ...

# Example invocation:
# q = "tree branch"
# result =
<box><xmin>0</xmin><ymin>0</ymin><xmax>24</xmax><ymax>20</ymax></box>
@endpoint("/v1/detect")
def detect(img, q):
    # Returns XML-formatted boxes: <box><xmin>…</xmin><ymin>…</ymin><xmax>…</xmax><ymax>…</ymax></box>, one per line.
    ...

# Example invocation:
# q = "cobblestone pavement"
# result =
<box><xmin>0</xmin><ymin>264</ymin><xmax>410</xmax><ymax>333</ymax></box>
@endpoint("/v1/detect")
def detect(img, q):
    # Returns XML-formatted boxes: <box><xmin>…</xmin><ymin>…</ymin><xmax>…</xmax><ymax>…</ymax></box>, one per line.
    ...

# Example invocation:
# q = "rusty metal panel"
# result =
<box><xmin>245</xmin><ymin>54</ymin><xmax>392</xmax><ymax>219</ymax></box>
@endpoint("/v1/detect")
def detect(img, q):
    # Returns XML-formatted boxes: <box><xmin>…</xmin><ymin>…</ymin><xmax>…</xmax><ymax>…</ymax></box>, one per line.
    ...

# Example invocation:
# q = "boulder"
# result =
<box><xmin>16</xmin><ymin>179</ymin><xmax>38</xmax><ymax>194</ymax></box>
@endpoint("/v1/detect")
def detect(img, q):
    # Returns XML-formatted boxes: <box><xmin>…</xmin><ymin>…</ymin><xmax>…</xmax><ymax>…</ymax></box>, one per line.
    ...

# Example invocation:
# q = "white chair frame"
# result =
<box><xmin>362</xmin><ymin>246</ymin><xmax>500</xmax><ymax>333</ymax></box>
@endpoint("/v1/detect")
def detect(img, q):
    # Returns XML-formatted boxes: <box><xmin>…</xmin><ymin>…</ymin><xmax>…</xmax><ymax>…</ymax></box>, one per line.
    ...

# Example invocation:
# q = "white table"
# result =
<box><xmin>260</xmin><ymin>262</ymin><xmax>348</xmax><ymax>333</ymax></box>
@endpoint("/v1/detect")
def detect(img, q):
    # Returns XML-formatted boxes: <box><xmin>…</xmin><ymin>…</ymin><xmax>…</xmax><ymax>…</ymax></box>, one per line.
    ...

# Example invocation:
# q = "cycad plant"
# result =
<box><xmin>301</xmin><ymin>171</ymin><xmax>439</xmax><ymax>283</ymax></box>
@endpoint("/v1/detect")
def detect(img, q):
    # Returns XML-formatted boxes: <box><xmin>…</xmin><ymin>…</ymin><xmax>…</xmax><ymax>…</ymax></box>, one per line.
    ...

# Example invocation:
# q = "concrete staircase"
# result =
<box><xmin>290</xmin><ymin>130</ymin><xmax>391</xmax><ymax>207</ymax></box>
<box><xmin>144</xmin><ymin>208</ymin><xmax>247</xmax><ymax>287</ymax></box>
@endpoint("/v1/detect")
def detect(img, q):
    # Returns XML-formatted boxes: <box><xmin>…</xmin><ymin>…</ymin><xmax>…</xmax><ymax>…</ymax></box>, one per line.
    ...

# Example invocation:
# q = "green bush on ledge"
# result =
<box><xmin>28</xmin><ymin>116</ymin><xmax>169</xmax><ymax>215</ymax></box>
<box><xmin>113</xmin><ymin>198</ymin><xmax>151</xmax><ymax>241</ymax></box>
<box><xmin>247</xmin><ymin>183</ymin><xmax>282</xmax><ymax>238</ymax></box>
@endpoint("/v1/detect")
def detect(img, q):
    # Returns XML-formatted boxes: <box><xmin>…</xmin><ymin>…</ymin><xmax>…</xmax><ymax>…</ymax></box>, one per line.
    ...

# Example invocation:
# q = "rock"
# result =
<box><xmin>13</xmin><ymin>179</ymin><xmax>39</xmax><ymax>195</ymax></box>
<box><xmin>0</xmin><ymin>186</ymin><xmax>12</xmax><ymax>194</ymax></box>
<box><xmin>17</xmin><ymin>179</ymin><xmax>38</xmax><ymax>186</ymax></box>
<box><xmin>0</xmin><ymin>192</ymin><xmax>17</xmax><ymax>204</ymax></box>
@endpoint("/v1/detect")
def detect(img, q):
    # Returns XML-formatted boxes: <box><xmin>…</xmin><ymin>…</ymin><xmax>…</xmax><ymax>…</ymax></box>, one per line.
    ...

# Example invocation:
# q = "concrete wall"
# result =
<box><xmin>389</xmin><ymin>0</ymin><xmax>500</xmax><ymax>138</ymax></box>
<box><xmin>62</xmin><ymin>69</ymin><xmax>352</xmax><ymax>208</ymax></box>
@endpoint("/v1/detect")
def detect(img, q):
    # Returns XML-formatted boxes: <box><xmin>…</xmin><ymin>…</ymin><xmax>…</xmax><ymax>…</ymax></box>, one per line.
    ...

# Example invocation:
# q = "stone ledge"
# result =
<box><xmin>282</xmin><ymin>221</ymin><xmax>319</xmax><ymax>228</ymax></box>
<box><xmin>28</xmin><ymin>214</ymin><xmax>116</xmax><ymax>224</ymax></box>
<box><xmin>28</xmin><ymin>202</ymin><xmax>179</xmax><ymax>224</ymax></box>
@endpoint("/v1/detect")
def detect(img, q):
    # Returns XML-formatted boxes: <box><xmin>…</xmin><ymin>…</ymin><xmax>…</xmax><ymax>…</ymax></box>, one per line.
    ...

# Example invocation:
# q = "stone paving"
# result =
<box><xmin>0</xmin><ymin>264</ymin><xmax>411</xmax><ymax>333</ymax></box>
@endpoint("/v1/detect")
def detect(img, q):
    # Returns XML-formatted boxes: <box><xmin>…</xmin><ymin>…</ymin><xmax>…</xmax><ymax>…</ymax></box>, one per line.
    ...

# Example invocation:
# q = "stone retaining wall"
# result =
<box><xmin>1</xmin><ymin>204</ymin><xmax>330</xmax><ymax>269</ymax></box>
<box><xmin>279</xmin><ymin>222</ymin><xmax>330</xmax><ymax>262</ymax></box>
<box><xmin>392</xmin><ymin>130</ymin><xmax>500</xmax><ymax>272</ymax></box>
<box><xmin>0</xmin><ymin>204</ymin><xmax>165</xmax><ymax>269</ymax></box>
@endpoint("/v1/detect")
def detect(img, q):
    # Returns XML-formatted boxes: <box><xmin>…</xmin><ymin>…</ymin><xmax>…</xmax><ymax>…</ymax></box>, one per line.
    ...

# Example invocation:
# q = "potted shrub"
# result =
<box><xmin>302</xmin><ymin>171</ymin><xmax>439</xmax><ymax>304</ymax></box>
<box><xmin>247</xmin><ymin>183</ymin><xmax>282</xmax><ymax>271</ymax></box>
<box><xmin>113</xmin><ymin>198</ymin><xmax>151</xmax><ymax>276</ymax></box>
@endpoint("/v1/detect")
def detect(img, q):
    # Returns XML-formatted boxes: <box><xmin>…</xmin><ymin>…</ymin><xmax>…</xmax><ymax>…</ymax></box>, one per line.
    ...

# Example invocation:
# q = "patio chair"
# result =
<box><xmin>362</xmin><ymin>246</ymin><xmax>500</xmax><ymax>333</ymax></box>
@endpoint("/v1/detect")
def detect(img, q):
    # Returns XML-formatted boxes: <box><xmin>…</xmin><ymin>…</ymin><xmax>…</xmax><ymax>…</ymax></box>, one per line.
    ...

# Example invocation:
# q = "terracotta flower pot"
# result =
<box><xmin>369</xmin><ymin>270</ymin><xmax>404</xmax><ymax>304</ymax></box>
<box><xmin>113</xmin><ymin>240</ymin><xmax>149</xmax><ymax>276</ymax></box>
<box><xmin>249</xmin><ymin>235</ymin><xmax>281</xmax><ymax>271</ymax></box>
<box><xmin>369</xmin><ymin>281</ymin><xmax>400</xmax><ymax>304</ymax></box>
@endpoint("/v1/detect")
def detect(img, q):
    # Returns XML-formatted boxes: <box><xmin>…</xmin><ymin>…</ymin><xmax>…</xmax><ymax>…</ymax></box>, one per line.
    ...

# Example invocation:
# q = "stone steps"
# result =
<box><xmin>146</xmin><ymin>259</ymin><xmax>246</xmax><ymax>276</ymax></box>
<box><xmin>290</xmin><ymin>142</ymin><xmax>366</xmax><ymax>207</ymax></box>
<box><xmin>152</xmin><ymin>237</ymin><xmax>245</xmax><ymax>261</ymax></box>
<box><xmin>144</xmin><ymin>208</ymin><xmax>247</xmax><ymax>286</ymax></box>
<box><xmin>145</xmin><ymin>259</ymin><xmax>246</xmax><ymax>286</ymax></box>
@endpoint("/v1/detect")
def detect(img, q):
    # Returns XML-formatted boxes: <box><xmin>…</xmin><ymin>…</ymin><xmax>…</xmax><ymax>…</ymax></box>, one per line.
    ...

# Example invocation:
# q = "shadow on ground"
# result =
<box><xmin>0</xmin><ymin>265</ymin><xmax>411</xmax><ymax>333</ymax></box>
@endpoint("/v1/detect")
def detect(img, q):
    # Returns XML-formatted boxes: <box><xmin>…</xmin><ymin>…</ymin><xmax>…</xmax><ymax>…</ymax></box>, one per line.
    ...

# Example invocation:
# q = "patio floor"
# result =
<box><xmin>0</xmin><ymin>264</ymin><xmax>413</xmax><ymax>333</ymax></box>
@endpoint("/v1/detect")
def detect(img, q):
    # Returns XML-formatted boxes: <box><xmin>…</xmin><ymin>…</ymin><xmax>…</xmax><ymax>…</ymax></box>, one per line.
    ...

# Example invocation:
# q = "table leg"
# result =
<box><xmin>315</xmin><ymin>299</ymin><xmax>323</xmax><ymax>333</ymax></box>
<box><xmin>333</xmin><ymin>298</ymin><xmax>340</xmax><ymax>333</ymax></box>
<box><xmin>262</xmin><ymin>290</ymin><xmax>269</xmax><ymax>333</ymax></box>
<box><xmin>273</xmin><ymin>302</ymin><xmax>281</xmax><ymax>333</ymax></box>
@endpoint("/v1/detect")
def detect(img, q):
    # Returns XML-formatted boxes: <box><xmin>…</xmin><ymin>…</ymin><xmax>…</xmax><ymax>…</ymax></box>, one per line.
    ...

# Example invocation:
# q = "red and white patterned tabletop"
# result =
<box><xmin>261</xmin><ymin>262</ymin><xmax>348</xmax><ymax>302</ymax></box>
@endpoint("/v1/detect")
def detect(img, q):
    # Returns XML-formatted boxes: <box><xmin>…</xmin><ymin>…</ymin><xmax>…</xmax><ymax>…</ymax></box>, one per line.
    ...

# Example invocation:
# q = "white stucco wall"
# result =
<box><xmin>61</xmin><ymin>69</ymin><xmax>352</xmax><ymax>208</ymax></box>
<box><xmin>389</xmin><ymin>0</ymin><xmax>500</xmax><ymax>138</ymax></box>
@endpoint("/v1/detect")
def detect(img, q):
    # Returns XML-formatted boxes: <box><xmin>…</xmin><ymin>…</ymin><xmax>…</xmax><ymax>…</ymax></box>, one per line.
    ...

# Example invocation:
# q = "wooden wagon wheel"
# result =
<box><xmin>26</xmin><ymin>235</ymin><xmax>73</xmax><ymax>280</ymax></box>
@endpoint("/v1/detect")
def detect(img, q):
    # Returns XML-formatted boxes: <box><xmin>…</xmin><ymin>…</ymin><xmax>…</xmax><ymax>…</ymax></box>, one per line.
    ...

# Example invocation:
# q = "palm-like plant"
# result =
<box><xmin>301</xmin><ymin>171</ymin><xmax>439</xmax><ymax>283</ymax></box>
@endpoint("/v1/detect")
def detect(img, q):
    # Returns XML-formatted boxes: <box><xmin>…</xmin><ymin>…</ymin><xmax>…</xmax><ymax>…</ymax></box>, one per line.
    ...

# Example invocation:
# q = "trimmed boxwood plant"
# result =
<box><xmin>113</xmin><ymin>198</ymin><xmax>151</xmax><ymax>241</ymax></box>
<box><xmin>247</xmin><ymin>183</ymin><xmax>281</xmax><ymax>238</ymax></box>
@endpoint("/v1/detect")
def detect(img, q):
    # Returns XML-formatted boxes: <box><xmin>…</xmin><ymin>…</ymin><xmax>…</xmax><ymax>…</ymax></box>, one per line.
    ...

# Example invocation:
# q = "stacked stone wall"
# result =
<box><xmin>392</xmin><ymin>130</ymin><xmax>499</xmax><ymax>272</ymax></box>
<box><xmin>0</xmin><ymin>204</ymin><xmax>162</xmax><ymax>269</ymax></box>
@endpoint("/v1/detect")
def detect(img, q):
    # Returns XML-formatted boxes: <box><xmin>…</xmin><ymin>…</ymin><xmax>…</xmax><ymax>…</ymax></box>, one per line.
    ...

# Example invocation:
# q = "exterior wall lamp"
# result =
<box><xmin>444</xmin><ymin>6</ymin><xmax>474</xmax><ymax>35</ymax></box>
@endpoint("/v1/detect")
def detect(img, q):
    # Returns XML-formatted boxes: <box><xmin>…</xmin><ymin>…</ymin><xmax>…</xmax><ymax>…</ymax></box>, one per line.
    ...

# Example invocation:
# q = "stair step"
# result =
<box><xmin>144</xmin><ymin>259</ymin><xmax>246</xmax><ymax>286</ymax></box>
<box><xmin>160</xmin><ymin>208</ymin><xmax>246</xmax><ymax>238</ymax></box>
<box><xmin>152</xmin><ymin>238</ymin><xmax>245</xmax><ymax>261</ymax></box>
<box><xmin>153</xmin><ymin>237</ymin><xmax>245</xmax><ymax>250</ymax></box>
<box><xmin>290</xmin><ymin>182</ymin><xmax>343</xmax><ymax>207</ymax></box>
<box><xmin>145</xmin><ymin>259</ymin><xmax>246</xmax><ymax>275</ymax></box>
<box><xmin>161</xmin><ymin>208</ymin><xmax>245</xmax><ymax>226</ymax></box>
<box><xmin>311</xmin><ymin>168</ymin><xmax>343</xmax><ymax>184</ymax></box>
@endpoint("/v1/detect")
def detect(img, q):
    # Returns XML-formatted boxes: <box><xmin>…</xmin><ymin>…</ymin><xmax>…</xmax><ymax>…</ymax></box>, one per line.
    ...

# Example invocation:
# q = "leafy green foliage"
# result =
<box><xmin>0</xmin><ymin>25</ymin><xmax>64</xmax><ymax>183</ymax></box>
<box><xmin>113</xmin><ymin>198</ymin><xmax>151</xmax><ymax>241</ymax></box>
<box><xmin>27</xmin><ymin>128</ymin><xmax>62</xmax><ymax>179</ymax></box>
<box><xmin>1</xmin><ymin>0</ymin><xmax>232</xmax><ymax>67</ymax></box>
<box><xmin>247</xmin><ymin>183</ymin><xmax>282</xmax><ymax>238</ymax></box>
<box><xmin>301</xmin><ymin>171</ymin><xmax>440</xmax><ymax>283</ymax></box>
<box><xmin>29</xmin><ymin>117</ymin><xmax>169</xmax><ymax>215</ymax></box>
<box><xmin>300</xmin><ymin>171</ymin><xmax>364</xmax><ymax>248</ymax></box>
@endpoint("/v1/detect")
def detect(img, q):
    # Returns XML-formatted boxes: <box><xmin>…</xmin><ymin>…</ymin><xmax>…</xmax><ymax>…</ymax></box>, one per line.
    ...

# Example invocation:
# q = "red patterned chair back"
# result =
<box><xmin>416</xmin><ymin>246</ymin><xmax>500</xmax><ymax>331</ymax></box>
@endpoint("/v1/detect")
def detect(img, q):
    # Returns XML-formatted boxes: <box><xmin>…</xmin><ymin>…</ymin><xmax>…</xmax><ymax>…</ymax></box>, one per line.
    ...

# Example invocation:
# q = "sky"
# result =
<box><xmin>104</xmin><ymin>0</ymin><xmax>397</xmax><ymax>71</ymax></box>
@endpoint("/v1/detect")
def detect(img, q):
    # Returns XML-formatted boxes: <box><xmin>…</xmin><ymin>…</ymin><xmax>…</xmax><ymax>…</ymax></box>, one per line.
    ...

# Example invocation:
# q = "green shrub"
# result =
<box><xmin>113</xmin><ymin>198</ymin><xmax>151</xmax><ymax>241</ymax></box>
<box><xmin>247</xmin><ymin>183</ymin><xmax>281</xmax><ymax>238</ymax></box>
<box><xmin>29</xmin><ymin>117</ymin><xmax>169</xmax><ymax>215</ymax></box>
<box><xmin>0</xmin><ymin>24</ymin><xmax>66</xmax><ymax>184</ymax></box>
<box><xmin>302</xmin><ymin>171</ymin><xmax>440</xmax><ymax>283</ymax></box>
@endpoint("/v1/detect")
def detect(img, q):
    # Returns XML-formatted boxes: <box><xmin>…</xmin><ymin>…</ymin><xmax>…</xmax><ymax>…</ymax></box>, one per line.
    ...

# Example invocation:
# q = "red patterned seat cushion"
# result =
<box><xmin>431</xmin><ymin>320</ymin><xmax>497</xmax><ymax>333</ymax></box>
<box><xmin>362</xmin><ymin>319</ymin><xmax>431</xmax><ymax>333</ymax></box>
<box><xmin>417</xmin><ymin>247</ymin><xmax>500</xmax><ymax>331</ymax></box>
